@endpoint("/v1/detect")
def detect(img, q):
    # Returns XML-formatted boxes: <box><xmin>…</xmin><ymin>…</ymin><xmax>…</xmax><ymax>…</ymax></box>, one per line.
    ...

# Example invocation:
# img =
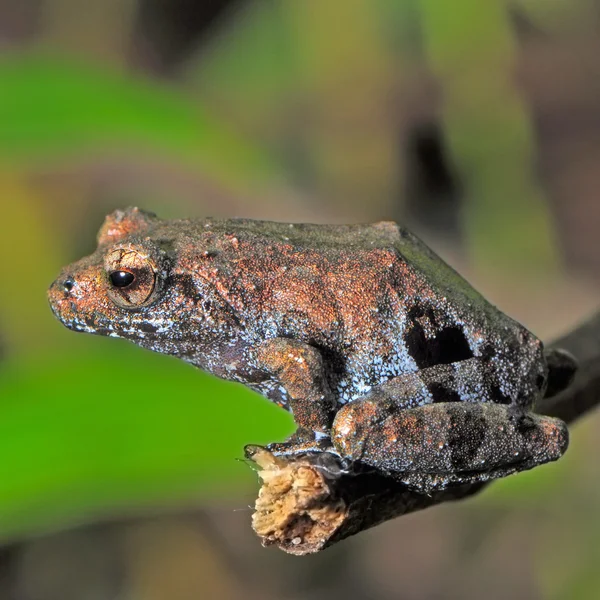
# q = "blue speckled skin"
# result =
<box><xmin>48</xmin><ymin>208</ymin><xmax>570</xmax><ymax>492</ymax></box>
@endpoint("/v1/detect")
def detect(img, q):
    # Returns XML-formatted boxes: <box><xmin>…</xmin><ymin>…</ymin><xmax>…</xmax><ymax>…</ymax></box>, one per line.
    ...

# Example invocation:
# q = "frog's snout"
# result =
<box><xmin>47</xmin><ymin>275</ymin><xmax>77</xmax><ymax>325</ymax></box>
<box><xmin>47</xmin><ymin>267</ymin><xmax>105</xmax><ymax>333</ymax></box>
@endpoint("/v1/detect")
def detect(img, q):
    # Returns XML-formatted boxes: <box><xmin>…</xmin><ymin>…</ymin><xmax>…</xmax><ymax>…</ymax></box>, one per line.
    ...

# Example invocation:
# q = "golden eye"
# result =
<box><xmin>104</xmin><ymin>246</ymin><xmax>157</xmax><ymax>307</ymax></box>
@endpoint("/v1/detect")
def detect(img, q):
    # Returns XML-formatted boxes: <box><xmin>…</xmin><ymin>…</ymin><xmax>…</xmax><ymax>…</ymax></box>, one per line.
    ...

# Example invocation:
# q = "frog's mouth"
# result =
<box><xmin>47</xmin><ymin>294</ymin><xmax>111</xmax><ymax>336</ymax></box>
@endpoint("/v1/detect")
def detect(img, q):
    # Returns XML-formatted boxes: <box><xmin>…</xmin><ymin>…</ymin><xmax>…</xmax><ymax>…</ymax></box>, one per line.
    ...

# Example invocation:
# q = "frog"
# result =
<box><xmin>47</xmin><ymin>207</ymin><xmax>576</xmax><ymax>493</ymax></box>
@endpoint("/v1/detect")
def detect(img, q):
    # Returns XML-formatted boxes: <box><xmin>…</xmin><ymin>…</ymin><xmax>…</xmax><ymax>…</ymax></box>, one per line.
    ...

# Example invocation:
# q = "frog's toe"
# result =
<box><xmin>264</xmin><ymin>428</ymin><xmax>335</xmax><ymax>458</ymax></box>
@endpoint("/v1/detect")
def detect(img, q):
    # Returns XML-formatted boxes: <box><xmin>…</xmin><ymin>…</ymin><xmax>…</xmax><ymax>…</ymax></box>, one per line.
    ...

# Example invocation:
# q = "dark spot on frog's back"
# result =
<box><xmin>448</xmin><ymin>407</ymin><xmax>487</xmax><ymax>468</ymax></box>
<box><xmin>179</xmin><ymin>274</ymin><xmax>200</xmax><ymax>300</ymax></box>
<box><xmin>490</xmin><ymin>384</ymin><xmax>512</xmax><ymax>405</ymax></box>
<box><xmin>480</xmin><ymin>344</ymin><xmax>496</xmax><ymax>360</ymax></box>
<box><xmin>139</xmin><ymin>322</ymin><xmax>158</xmax><ymax>334</ymax></box>
<box><xmin>404</xmin><ymin>307</ymin><xmax>473</xmax><ymax>369</ymax></box>
<box><xmin>313</xmin><ymin>343</ymin><xmax>346</xmax><ymax>377</ymax></box>
<box><xmin>429</xmin><ymin>382</ymin><xmax>462</xmax><ymax>403</ymax></box>
<box><xmin>513</xmin><ymin>412</ymin><xmax>537</xmax><ymax>433</ymax></box>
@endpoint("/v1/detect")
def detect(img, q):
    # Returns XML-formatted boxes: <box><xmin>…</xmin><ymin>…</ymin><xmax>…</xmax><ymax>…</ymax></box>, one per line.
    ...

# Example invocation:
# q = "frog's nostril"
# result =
<box><xmin>63</xmin><ymin>278</ymin><xmax>75</xmax><ymax>293</ymax></box>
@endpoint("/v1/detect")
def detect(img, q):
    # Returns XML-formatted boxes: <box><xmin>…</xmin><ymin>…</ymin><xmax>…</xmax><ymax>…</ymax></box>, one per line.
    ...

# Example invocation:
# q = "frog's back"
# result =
<box><xmin>235</xmin><ymin>218</ymin><xmax>544</xmax><ymax>408</ymax></box>
<box><xmin>189</xmin><ymin>217</ymin><xmax>515</xmax><ymax>350</ymax></box>
<box><xmin>161</xmin><ymin>216</ymin><xmax>543</xmax><ymax>406</ymax></box>
<box><xmin>164</xmin><ymin>217</ymin><xmax>411</xmax><ymax>252</ymax></box>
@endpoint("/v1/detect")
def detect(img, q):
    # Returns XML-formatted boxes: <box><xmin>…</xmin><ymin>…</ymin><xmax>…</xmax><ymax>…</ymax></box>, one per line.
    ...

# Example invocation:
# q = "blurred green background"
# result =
<box><xmin>1</xmin><ymin>0</ymin><xmax>600</xmax><ymax>598</ymax></box>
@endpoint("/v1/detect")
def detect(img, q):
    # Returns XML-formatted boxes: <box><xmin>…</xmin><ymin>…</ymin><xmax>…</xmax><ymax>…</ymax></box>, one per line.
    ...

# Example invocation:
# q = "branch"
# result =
<box><xmin>540</xmin><ymin>311</ymin><xmax>600</xmax><ymax>424</ymax></box>
<box><xmin>246</xmin><ymin>310</ymin><xmax>600</xmax><ymax>555</ymax></box>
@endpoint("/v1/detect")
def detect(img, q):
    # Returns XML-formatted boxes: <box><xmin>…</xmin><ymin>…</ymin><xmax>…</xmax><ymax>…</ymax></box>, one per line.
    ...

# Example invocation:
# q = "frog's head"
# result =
<box><xmin>48</xmin><ymin>207</ymin><xmax>242</xmax><ymax>366</ymax></box>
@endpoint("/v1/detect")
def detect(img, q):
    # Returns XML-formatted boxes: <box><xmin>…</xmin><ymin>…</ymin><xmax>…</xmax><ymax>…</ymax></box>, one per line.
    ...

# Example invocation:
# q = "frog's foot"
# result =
<box><xmin>331</xmin><ymin>399</ymin><xmax>569</xmax><ymax>494</ymax></box>
<box><xmin>544</xmin><ymin>348</ymin><xmax>578</xmax><ymax>398</ymax></box>
<box><xmin>245</xmin><ymin>428</ymin><xmax>350</xmax><ymax>483</ymax></box>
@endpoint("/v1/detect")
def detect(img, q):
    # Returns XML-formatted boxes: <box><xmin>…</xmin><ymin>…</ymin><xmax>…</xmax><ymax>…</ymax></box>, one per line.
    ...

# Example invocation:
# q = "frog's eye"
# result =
<box><xmin>105</xmin><ymin>247</ymin><xmax>157</xmax><ymax>308</ymax></box>
<box><xmin>109</xmin><ymin>271</ymin><xmax>135</xmax><ymax>288</ymax></box>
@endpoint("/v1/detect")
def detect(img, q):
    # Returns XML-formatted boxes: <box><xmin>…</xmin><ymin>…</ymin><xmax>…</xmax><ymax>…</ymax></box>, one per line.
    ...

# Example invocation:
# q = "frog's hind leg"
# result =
<box><xmin>372</xmin><ymin>357</ymin><xmax>514</xmax><ymax>409</ymax></box>
<box><xmin>331</xmin><ymin>396</ymin><xmax>568</xmax><ymax>494</ymax></box>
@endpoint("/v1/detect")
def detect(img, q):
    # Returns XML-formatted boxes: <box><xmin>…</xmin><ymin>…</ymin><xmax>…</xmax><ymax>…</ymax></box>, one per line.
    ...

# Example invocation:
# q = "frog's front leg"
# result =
<box><xmin>255</xmin><ymin>338</ymin><xmax>335</xmax><ymax>434</ymax></box>
<box><xmin>332</xmin><ymin>393</ymin><xmax>568</xmax><ymax>494</ymax></box>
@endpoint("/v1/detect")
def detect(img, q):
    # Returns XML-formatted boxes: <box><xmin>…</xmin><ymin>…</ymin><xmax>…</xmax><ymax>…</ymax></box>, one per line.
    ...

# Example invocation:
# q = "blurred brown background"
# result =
<box><xmin>1</xmin><ymin>1</ymin><xmax>600</xmax><ymax>599</ymax></box>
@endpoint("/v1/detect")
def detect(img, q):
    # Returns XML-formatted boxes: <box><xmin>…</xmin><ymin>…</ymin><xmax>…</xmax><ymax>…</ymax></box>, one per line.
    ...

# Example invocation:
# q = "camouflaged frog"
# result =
<box><xmin>48</xmin><ymin>208</ymin><xmax>576</xmax><ymax>492</ymax></box>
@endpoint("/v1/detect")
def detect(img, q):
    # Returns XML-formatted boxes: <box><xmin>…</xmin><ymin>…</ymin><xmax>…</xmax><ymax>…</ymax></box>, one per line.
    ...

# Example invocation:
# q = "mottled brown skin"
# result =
<box><xmin>48</xmin><ymin>208</ymin><xmax>574</xmax><ymax>492</ymax></box>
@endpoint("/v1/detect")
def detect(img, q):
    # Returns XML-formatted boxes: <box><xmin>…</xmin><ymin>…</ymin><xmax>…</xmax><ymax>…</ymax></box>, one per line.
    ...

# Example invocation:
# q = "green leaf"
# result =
<box><xmin>0</xmin><ymin>53</ymin><xmax>281</xmax><ymax>188</ymax></box>
<box><xmin>0</xmin><ymin>342</ymin><xmax>294</xmax><ymax>542</ymax></box>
